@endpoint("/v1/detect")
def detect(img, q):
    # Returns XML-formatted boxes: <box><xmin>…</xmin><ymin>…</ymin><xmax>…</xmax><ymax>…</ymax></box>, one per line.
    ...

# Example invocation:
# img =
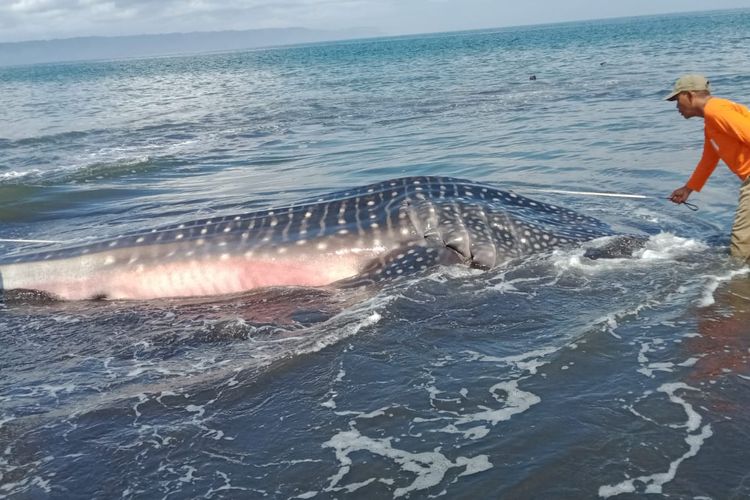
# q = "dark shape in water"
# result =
<box><xmin>0</xmin><ymin>176</ymin><xmax>626</xmax><ymax>300</ymax></box>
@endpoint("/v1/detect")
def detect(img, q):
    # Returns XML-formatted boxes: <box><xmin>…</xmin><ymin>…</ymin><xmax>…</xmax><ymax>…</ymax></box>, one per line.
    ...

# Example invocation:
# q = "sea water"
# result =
<box><xmin>1</xmin><ymin>9</ymin><xmax>750</xmax><ymax>498</ymax></box>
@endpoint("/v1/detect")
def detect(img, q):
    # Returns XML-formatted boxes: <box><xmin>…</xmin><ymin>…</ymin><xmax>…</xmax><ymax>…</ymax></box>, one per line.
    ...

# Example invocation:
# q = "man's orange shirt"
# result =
<box><xmin>686</xmin><ymin>97</ymin><xmax>750</xmax><ymax>192</ymax></box>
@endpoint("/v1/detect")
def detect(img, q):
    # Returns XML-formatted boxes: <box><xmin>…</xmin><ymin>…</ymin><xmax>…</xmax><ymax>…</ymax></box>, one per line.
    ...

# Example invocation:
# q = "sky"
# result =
<box><xmin>1</xmin><ymin>0</ymin><xmax>748</xmax><ymax>43</ymax></box>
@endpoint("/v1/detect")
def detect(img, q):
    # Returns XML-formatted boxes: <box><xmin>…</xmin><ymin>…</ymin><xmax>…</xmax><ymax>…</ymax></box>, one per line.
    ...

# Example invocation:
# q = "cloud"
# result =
<box><xmin>0</xmin><ymin>0</ymin><xmax>394</xmax><ymax>41</ymax></box>
<box><xmin>0</xmin><ymin>0</ymin><xmax>747</xmax><ymax>43</ymax></box>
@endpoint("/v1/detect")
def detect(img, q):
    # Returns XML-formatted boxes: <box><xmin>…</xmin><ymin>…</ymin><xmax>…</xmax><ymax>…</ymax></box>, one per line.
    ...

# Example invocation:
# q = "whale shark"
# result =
<box><xmin>0</xmin><ymin>176</ymin><xmax>622</xmax><ymax>300</ymax></box>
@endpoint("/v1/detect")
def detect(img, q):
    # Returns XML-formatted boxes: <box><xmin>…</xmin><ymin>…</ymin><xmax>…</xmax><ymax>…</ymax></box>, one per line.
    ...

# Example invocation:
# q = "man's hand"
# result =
<box><xmin>670</xmin><ymin>186</ymin><xmax>693</xmax><ymax>204</ymax></box>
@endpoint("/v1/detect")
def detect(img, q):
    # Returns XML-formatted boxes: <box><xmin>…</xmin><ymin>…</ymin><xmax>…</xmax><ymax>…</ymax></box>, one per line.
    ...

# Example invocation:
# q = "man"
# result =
<box><xmin>666</xmin><ymin>74</ymin><xmax>750</xmax><ymax>260</ymax></box>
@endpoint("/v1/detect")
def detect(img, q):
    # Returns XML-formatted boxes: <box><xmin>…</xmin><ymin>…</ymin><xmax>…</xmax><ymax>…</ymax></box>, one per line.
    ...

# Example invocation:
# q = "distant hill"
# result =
<box><xmin>0</xmin><ymin>27</ymin><xmax>381</xmax><ymax>67</ymax></box>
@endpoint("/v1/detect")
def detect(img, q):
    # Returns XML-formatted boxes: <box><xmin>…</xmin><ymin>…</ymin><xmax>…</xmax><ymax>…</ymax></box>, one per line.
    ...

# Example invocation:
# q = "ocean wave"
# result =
<box><xmin>0</xmin><ymin>156</ymin><xmax>158</xmax><ymax>185</ymax></box>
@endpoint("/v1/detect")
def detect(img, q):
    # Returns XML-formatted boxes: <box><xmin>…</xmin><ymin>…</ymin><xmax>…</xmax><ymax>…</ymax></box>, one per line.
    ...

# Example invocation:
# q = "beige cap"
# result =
<box><xmin>664</xmin><ymin>74</ymin><xmax>711</xmax><ymax>101</ymax></box>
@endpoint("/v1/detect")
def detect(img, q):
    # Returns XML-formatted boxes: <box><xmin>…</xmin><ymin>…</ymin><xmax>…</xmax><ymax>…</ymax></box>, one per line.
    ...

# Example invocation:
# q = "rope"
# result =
<box><xmin>668</xmin><ymin>199</ymin><xmax>699</xmax><ymax>211</ymax></box>
<box><xmin>519</xmin><ymin>188</ymin><xmax>699</xmax><ymax>211</ymax></box>
<box><xmin>521</xmin><ymin>188</ymin><xmax>650</xmax><ymax>199</ymax></box>
<box><xmin>0</xmin><ymin>238</ymin><xmax>66</xmax><ymax>244</ymax></box>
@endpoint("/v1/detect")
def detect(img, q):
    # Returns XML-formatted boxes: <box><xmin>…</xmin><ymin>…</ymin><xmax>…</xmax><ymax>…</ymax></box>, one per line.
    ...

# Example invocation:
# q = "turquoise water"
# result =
<box><xmin>2</xmin><ymin>9</ymin><xmax>750</xmax><ymax>498</ymax></box>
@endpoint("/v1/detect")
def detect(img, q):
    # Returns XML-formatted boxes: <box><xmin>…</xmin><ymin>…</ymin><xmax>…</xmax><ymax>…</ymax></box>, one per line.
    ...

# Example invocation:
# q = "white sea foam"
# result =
<box><xmin>320</xmin><ymin>363</ymin><xmax>347</xmax><ymax>409</ymax></box>
<box><xmin>464</xmin><ymin>346</ymin><xmax>558</xmax><ymax>374</ymax></box>
<box><xmin>696</xmin><ymin>266</ymin><xmax>750</xmax><ymax>307</ymax></box>
<box><xmin>126</xmin><ymin>365</ymin><xmax>175</xmax><ymax>377</ymax></box>
<box><xmin>422</xmin><ymin>354</ymin><xmax>543</xmax><ymax>440</ymax></box>
<box><xmin>287</xmin><ymin>294</ymin><xmax>392</xmax><ymax>359</ymax></box>
<box><xmin>323</xmin><ymin>427</ymin><xmax>492</xmax><ymax>497</ymax></box>
<box><xmin>553</xmin><ymin>232</ymin><xmax>708</xmax><ymax>272</ymax></box>
<box><xmin>484</xmin><ymin>274</ymin><xmax>548</xmax><ymax>296</ymax></box>
<box><xmin>636</xmin><ymin>340</ymin><xmax>700</xmax><ymax>378</ymax></box>
<box><xmin>633</xmin><ymin>233</ymin><xmax>708</xmax><ymax>261</ymax></box>
<box><xmin>334</xmin><ymin>406</ymin><xmax>391</xmax><ymax>419</ymax></box>
<box><xmin>500</xmin><ymin>348</ymin><xmax>557</xmax><ymax>374</ymax></box>
<box><xmin>600</xmin><ymin>383</ymin><xmax>712</xmax><ymax>497</ymax></box>
<box><xmin>317</xmin><ymin>343</ymin><xmax>543</xmax><ymax>496</ymax></box>
<box><xmin>436</xmin><ymin>423</ymin><xmax>491</xmax><ymax>440</ymax></box>
<box><xmin>0</xmin><ymin>169</ymin><xmax>44</xmax><ymax>181</ymax></box>
<box><xmin>453</xmin><ymin>380</ymin><xmax>541</xmax><ymax>427</ymax></box>
<box><xmin>203</xmin><ymin>470</ymin><xmax>260</xmax><ymax>497</ymax></box>
<box><xmin>296</xmin><ymin>311</ymin><xmax>382</xmax><ymax>353</ymax></box>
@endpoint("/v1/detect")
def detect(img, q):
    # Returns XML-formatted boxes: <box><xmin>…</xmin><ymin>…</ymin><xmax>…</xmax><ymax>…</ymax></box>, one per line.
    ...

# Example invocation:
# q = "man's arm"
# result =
<box><xmin>669</xmin><ymin>133</ymin><xmax>719</xmax><ymax>205</ymax></box>
<box><xmin>684</xmin><ymin>133</ymin><xmax>720</xmax><ymax>192</ymax></box>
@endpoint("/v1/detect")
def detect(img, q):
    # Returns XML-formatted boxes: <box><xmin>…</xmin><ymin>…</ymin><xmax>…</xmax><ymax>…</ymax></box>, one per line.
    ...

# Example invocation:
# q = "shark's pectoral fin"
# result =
<box><xmin>337</xmin><ymin>244</ymin><xmax>464</xmax><ymax>287</ymax></box>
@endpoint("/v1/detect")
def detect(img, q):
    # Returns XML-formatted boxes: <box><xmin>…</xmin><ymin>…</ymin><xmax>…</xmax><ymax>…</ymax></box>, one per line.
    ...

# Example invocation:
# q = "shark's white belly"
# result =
<box><xmin>0</xmin><ymin>253</ymin><xmax>364</xmax><ymax>300</ymax></box>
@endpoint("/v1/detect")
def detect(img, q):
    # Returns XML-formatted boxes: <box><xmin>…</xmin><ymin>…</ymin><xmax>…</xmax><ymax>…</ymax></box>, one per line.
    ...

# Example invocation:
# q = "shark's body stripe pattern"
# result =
<box><xmin>0</xmin><ymin>176</ymin><xmax>614</xmax><ymax>300</ymax></box>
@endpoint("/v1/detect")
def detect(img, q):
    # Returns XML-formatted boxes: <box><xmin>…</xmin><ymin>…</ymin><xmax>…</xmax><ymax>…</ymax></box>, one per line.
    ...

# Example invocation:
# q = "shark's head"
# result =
<box><xmin>400</xmin><ymin>178</ymin><xmax>615</xmax><ymax>268</ymax></box>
